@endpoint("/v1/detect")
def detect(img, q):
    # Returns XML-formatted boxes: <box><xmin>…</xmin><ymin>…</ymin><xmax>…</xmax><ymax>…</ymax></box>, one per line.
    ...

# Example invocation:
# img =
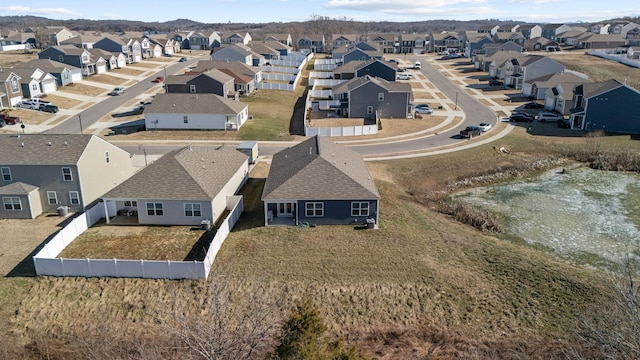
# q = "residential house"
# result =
<box><xmin>556</xmin><ymin>29</ymin><xmax>586</xmax><ymax>45</ymax></box>
<box><xmin>261</xmin><ymin>136</ymin><xmax>380</xmax><ymax>226</ymax></box>
<box><xmin>265</xmin><ymin>33</ymin><xmax>292</xmax><ymax>47</ymax></box>
<box><xmin>429</xmin><ymin>32</ymin><xmax>462</xmax><ymax>54</ymax></box>
<box><xmin>12</xmin><ymin>68</ymin><xmax>57</xmax><ymax>98</ymax></box>
<box><xmin>164</xmin><ymin>70</ymin><xmax>235</xmax><ymax>98</ymax></box>
<box><xmin>482</xmin><ymin>40</ymin><xmax>524</xmax><ymax>57</ymax></box>
<box><xmin>135</xmin><ymin>37</ymin><xmax>162</xmax><ymax>58</ymax></box>
<box><xmin>170</xmin><ymin>31</ymin><xmax>191</xmax><ymax>50</ymax></box>
<box><xmin>518</xmin><ymin>25</ymin><xmax>542</xmax><ymax>40</ymax></box>
<box><xmin>101</xmin><ymin>145</ymin><xmax>248</xmax><ymax>226</ymax></box>
<box><xmin>331</xmin><ymin>34</ymin><xmax>360</xmax><ymax>52</ymax></box>
<box><xmin>463</xmin><ymin>32</ymin><xmax>493</xmax><ymax>58</ymax></box>
<box><xmin>522</xmin><ymin>71</ymin><xmax>589</xmax><ymax>100</ymax></box>
<box><xmin>93</xmin><ymin>36</ymin><xmax>141</xmax><ymax>63</ymax></box>
<box><xmin>193</xmin><ymin>60</ymin><xmax>262</xmax><ymax>92</ymax></box>
<box><xmin>608</xmin><ymin>23</ymin><xmax>627</xmax><ymax>35</ymax></box>
<box><xmin>523</xmin><ymin>37</ymin><xmax>560</xmax><ymax>52</ymax></box>
<box><xmin>332</xmin><ymin>59</ymin><xmax>397</xmax><ymax>82</ymax></box>
<box><xmin>497</xmin><ymin>24</ymin><xmax>520</xmax><ymax>33</ymax></box>
<box><xmin>0</xmin><ymin>32</ymin><xmax>36</xmax><ymax>50</ymax></box>
<box><xmin>499</xmin><ymin>54</ymin><xmax>566</xmax><ymax>89</ymax></box>
<box><xmin>575</xmin><ymin>33</ymin><xmax>626</xmax><ymax>49</ymax></box>
<box><xmin>621</xmin><ymin>22</ymin><xmax>640</xmax><ymax>40</ymax></box>
<box><xmin>366</xmin><ymin>33</ymin><xmax>400</xmax><ymax>54</ymax></box>
<box><xmin>59</xmin><ymin>33</ymin><xmax>103</xmax><ymax>49</ymax></box>
<box><xmin>220</xmin><ymin>32</ymin><xmax>252</xmax><ymax>46</ymax></box>
<box><xmin>332</xmin><ymin>75</ymin><xmax>412</xmax><ymax>119</ymax></box>
<box><xmin>341</xmin><ymin>47</ymin><xmax>384</xmax><ymax>63</ymax></box>
<box><xmin>187</xmin><ymin>31</ymin><xmax>220</xmax><ymax>51</ymax></box>
<box><xmin>145</xmin><ymin>34</ymin><xmax>181</xmax><ymax>55</ymax></box>
<box><xmin>42</xmin><ymin>26</ymin><xmax>75</xmax><ymax>46</ymax></box>
<box><xmin>297</xmin><ymin>34</ymin><xmax>326</xmax><ymax>53</ymax></box>
<box><xmin>13</xmin><ymin>59</ymin><xmax>82</xmax><ymax>86</ymax></box>
<box><xmin>477</xmin><ymin>25</ymin><xmax>500</xmax><ymax>36</ymax></box>
<box><xmin>144</xmin><ymin>93</ymin><xmax>248</xmax><ymax>131</ymax></box>
<box><xmin>0</xmin><ymin>134</ymin><xmax>133</xmax><ymax>219</ymax></box>
<box><xmin>332</xmin><ymin>41</ymin><xmax>379</xmax><ymax>59</ymax></box>
<box><xmin>587</xmin><ymin>23</ymin><xmax>610</xmax><ymax>34</ymax></box>
<box><xmin>541</xmin><ymin>24</ymin><xmax>573</xmax><ymax>40</ymax></box>
<box><xmin>492</xmin><ymin>32</ymin><xmax>526</xmax><ymax>46</ymax></box>
<box><xmin>544</xmin><ymin>79</ymin><xmax>592</xmax><ymax>115</ymax></box>
<box><xmin>250</xmin><ymin>42</ymin><xmax>281</xmax><ymax>61</ymax></box>
<box><xmin>85</xmin><ymin>48</ymin><xmax>109</xmax><ymax>74</ymax></box>
<box><xmin>264</xmin><ymin>40</ymin><xmax>292</xmax><ymax>57</ymax></box>
<box><xmin>210</xmin><ymin>44</ymin><xmax>254</xmax><ymax>65</ymax></box>
<box><xmin>400</xmin><ymin>33</ymin><xmax>426</xmax><ymax>54</ymax></box>
<box><xmin>0</xmin><ymin>71</ymin><xmax>23</xmax><ymax>107</ymax></box>
<box><xmin>569</xmin><ymin>79</ymin><xmax>640</xmax><ymax>132</ymax></box>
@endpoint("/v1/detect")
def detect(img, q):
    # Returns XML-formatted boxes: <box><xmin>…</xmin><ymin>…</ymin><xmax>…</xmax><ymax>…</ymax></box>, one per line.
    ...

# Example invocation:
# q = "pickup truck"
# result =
<box><xmin>0</xmin><ymin>113</ymin><xmax>20</xmax><ymax>125</ymax></box>
<box><xmin>460</xmin><ymin>126</ymin><xmax>482</xmax><ymax>138</ymax></box>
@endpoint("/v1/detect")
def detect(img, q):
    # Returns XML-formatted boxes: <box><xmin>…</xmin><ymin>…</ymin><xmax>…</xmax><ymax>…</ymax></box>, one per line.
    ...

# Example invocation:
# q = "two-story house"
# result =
<box><xmin>12</xmin><ymin>68</ymin><xmax>57</xmax><ymax>98</ymax></box>
<box><xmin>331</xmin><ymin>75</ymin><xmax>411</xmax><ymax>119</ymax></box>
<box><xmin>14</xmin><ymin>59</ymin><xmax>83</xmax><ymax>86</ymax></box>
<box><xmin>93</xmin><ymin>36</ymin><xmax>140</xmax><ymax>63</ymax></box>
<box><xmin>569</xmin><ymin>79</ymin><xmax>640</xmax><ymax>132</ymax></box>
<box><xmin>399</xmin><ymin>33</ymin><xmax>426</xmax><ymax>54</ymax></box>
<box><xmin>332</xmin><ymin>59</ymin><xmax>397</xmax><ymax>82</ymax></box>
<box><xmin>0</xmin><ymin>71</ymin><xmax>23</xmax><ymax>107</ymax></box>
<box><xmin>165</xmin><ymin>70</ymin><xmax>235</xmax><ymax>98</ymax></box>
<box><xmin>297</xmin><ymin>34</ymin><xmax>326</xmax><ymax>53</ymax></box>
<box><xmin>210</xmin><ymin>44</ymin><xmax>254</xmax><ymax>65</ymax></box>
<box><xmin>518</xmin><ymin>25</ymin><xmax>543</xmax><ymax>40</ymax></box>
<box><xmin>193</xmin><ymin>60</ymin><xmax>262</xmax><ymax>94</ymax></box>
<box><xmin>265</xmin><ymin>33</ymin><xmax>293</xmax><ymax>47</ymax></box>
<box><xmin>220</xmin><ymin>32</ymin><xmax>252</xmax><ymax>46</ymax></box>
<box><xmin>499</xmin><ymin>54</ymin><xmax>566</xmax><ymax>90</ymax></box>
<box><xmin>38</xmin><ymin>45</ymin><xmax>98</xmax><ymax>76</ymax></box>
<box><xmin>0</xmin><ymin>134</ymin><xmax>133</xmax><ymax>219</ymax></box>
<box><xmin>430</xmin><ymin>32</ymin><xmax>462</xmax><ymax>53</ymax></box>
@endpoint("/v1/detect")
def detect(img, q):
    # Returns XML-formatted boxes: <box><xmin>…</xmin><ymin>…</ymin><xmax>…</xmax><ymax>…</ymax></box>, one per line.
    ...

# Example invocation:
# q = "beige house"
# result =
<box><xmin>0</xmin><ymin>134</ymin><xmax>133</xmax><ymax>219</ymax></box>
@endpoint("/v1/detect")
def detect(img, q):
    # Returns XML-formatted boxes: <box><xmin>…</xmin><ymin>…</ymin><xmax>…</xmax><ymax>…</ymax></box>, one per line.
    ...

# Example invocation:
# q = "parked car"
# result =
<box><xmin>110</xmin><ymin>87</ymin><xmax>125</xmax><ymax>96</ymax></box>
<box><xmin>509</xmin><ymin>113</ymin><xmax>534</xmax><ymax>122</ymax></box>
<box><xmin>439</xmin><ymin>51</ymin><xmax>450</xmax><ymax>56</ymax></box>
<box><xmin>0</xmin><ymin>120</ymin><xmax>4</xmax><ymax>128</ymax></box>
<box><xmin>179</xmin><ymin>57</ymin><xmax>188</xmax><ymax>62</ymax></box>
<box><xmin>511</xmin><ymin>111</ymin><xmax>535</xmax><ymax>121</ymax></box>
<box><xmin>478</xmin><ymin>122</ymin><xmax>492</xmax><ymax>132</ymax></box>
<box><xmin>397</xmin><ymin>67</ymin><xmax>405</xmax><ymax>72</ymax></box>
<box><xmin>460</xmin><ymin>126</ymin><xmax>482</xmax><ymax>138</ymax></box>
<box><xmin>523</xmin><ymin>102</ymin><xmax>544</xmax><ymax>109</ymax></box>
<box><xmin>414</xmin><ymin>104</ymin><xmax>433</xmax><ymax>114</ymax></box>
<box><xmin>488</xmin><ymin>79</ymin><xmax>503</xmax><ymax>86</ymax></box>
<box><xmin>537</xmin><ymin>111</ymin><xmax>563</xmax><ymax>122</ymax></box>
<box><xmin>0</xmin><ymin>113</ymin><xmax>20</xmax><ymax>125</ymax></box>
<box><xmin>38</xmin><ymin>104</ymin><xmax>59</xmax><ymax>113</ymax></box>
<box><xmin>397</xmin><ymin>73</ymin><xmax>412</xmax><ymax>80</ymax></box>
<box><xmin>17</xmin><ymin>98</ymin><xmax>50</xmax><ymax>110</ymax></box>
<box><xmin>152</xmin><ymin>76</ymin><xmax>164</xmax><ymax>83</ymax></box>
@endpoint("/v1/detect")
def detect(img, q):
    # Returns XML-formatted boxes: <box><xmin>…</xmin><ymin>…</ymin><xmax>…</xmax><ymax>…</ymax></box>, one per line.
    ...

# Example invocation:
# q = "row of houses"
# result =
<box><xmin>0</xmin><ymin>134</ymin><xmax>380</xmax><ymax>228</ymax></box>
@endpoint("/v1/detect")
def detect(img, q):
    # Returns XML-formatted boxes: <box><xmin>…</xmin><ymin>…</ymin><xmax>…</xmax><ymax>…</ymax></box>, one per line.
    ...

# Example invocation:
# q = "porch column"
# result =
<box><xmin>103</xmin><ymin>199</ymin><xmax>109</xmax><ymax>224</ymax></box>
<box><xmin>264</xmin><ymin>201</ymin><xmax>268</xmax><ymax>226</ymax></box>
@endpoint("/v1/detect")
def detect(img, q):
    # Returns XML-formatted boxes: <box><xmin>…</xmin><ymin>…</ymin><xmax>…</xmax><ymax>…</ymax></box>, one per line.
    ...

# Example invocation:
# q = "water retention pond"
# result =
<box><xmin>455</xmin><ymin>166</ymin><xmax>640</xmax><ymax>266</ymax></box>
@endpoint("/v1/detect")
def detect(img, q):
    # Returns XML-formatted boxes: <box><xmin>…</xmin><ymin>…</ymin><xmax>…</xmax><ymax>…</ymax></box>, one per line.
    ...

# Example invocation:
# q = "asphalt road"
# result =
<box><xmin>45</xmin><ymin>57</ymin><xmax>206</xmax><ymax>134</ymax></box>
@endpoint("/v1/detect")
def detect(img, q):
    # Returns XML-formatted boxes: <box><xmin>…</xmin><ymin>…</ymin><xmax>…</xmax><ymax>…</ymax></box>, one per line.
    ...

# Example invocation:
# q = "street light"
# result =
<box><xmin>138</xmin><ymin>144</ymin><xmax>148</xmax><ymax>167</ymax></box>
<box><xmin>78</xmin><ymin>114</ymin><xmax>83</xmax><ymax>134</ymax></box>
<box><xmin>454</xmin><ymin>90</ymin><xmax>459</xmax><ymax>110</ymax></box>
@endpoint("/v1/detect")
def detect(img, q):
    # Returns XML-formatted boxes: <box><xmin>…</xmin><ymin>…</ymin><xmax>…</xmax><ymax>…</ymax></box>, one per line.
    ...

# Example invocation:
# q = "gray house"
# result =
<box><xmin>333</xmin><ymin>59</ymin><xmax>397</xmax><ymax>82</ymax></box>
<box><xmin>332</xmin><ymin>75</ymin><xmax>412</xmax><ymax>119</ymax></box>
<box><xmin>193</xmin><ymin>60</ymin><xmax>262</xmax><ymax>92</ymax></box>
<box><xmin>210</xmin><ymin>44</ymin><xmax>253</xmax><ymax>65</ymax></box>
<box><xmin>297</xmin><ymin>34</ymin><xmax>326</xmax><ymax>53</ymax></box>
<box><xmin>500</xmin><ymin>55</ymin><xmax>566</xmax><ymax>90</ymax></box>
<box><xmin>13</xmin><ymin>59</ymin><xmax>82</xmax><ymax>86</ymax></box>
<box><xmin>262</xmin><ymin>136</ymin><xmax>380</xmax><ymax>226</ymax></box>
<box><xmin>569</xmin><ymin>80</ymin><xmax>640</xmax><ymax>133</ymax></box>
<box><xmin>0</xmin><ymin>134</ymin><xmax>133</xmax><ymax>219</ymax></box>
<box><xmin>101</xmin><ymin>145</ymin><xmax>249</xmax><ymax>226</ymax></box>
<box><xmin>164</xmin><ymin>71</ymin><xmax>235</xmax><ymax>98</ymax></box>
<box><xmin>38</xmin><ymin>45</ymin><xmax>97</xmax><ymax>76</ymax></box>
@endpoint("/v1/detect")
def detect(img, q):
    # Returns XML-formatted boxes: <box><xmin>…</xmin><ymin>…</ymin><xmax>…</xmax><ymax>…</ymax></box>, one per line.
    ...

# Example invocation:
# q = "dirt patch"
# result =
<box><xmin>129</xmin><ymin>61</ymin><xmax>163</xmax><ymax>69</ymax></box>
<box><xmin>87</xmin><ymin>74</ymin><xmax>128</xmax><ymax>86</ymax></box>
<box><xmin>0</xmin><ymin>51</ymin><xmax>37</xmax><ymax>67</ymax></box>
<box><xmin>249</xmin><ymin>162</ymin><xmax>270</xmax><ymax>178</ymax></box>
<box><xmin>367</xmin><ymin>162</ymin><xmax>395</xmax><ymax>184</ymax></box>
<box><xmin>110</xmin><ymin>67</ymin><xmax>145</xmax><ymax>77</ymax></box>
<box><xmin>58</xmin><ymin>83</ymin><xmax>107</xmax><ymax>97</ymax></box>
<box><xmin>7</xmin><ymin>108</ymin><xmax>54</xmax><ymax>125</ymax></box>
<box><xmin>40</xmin><ymin>94</ymin><xmax>82</xmax><ymax>109</ymax></box>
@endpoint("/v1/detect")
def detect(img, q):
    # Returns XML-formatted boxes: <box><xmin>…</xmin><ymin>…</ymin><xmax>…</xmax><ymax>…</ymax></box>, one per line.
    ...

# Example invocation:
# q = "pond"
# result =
<box><xmin>455</xmin><ymin>166</ymin><xmax>640</xmax><ymax>265</ymax></box>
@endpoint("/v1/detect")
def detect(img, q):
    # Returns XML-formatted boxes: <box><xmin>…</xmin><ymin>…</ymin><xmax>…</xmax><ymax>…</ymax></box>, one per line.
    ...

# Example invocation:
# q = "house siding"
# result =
<box><xmin>144</xmin><ymin>111</ymin><xmax>247</xmax><ymax>130</ymax></box>
<box><xmin>584</xmin><ymin>86</ymin><xmax>640</xmax><ymax>133</ymax></box>
<box><xmin>0</xmin><ymin>190</ymin><xmax>41</xmax><ymax>219</ymax></box>
<box><xmin>296</xmin><ymin>199</ymin><xmax>378</xmax><ymax>225</ymax></box>
<box><xmin>138</xmin><ymin>199</ymin><xmax>214</xmax><ymax>226</ymax></box>
<box><xmin>356</xmin><ymin>63</ymin><xmax>395</xmax><ymax>82</ymax></box>
<box><xmin>349</xmin><ymin>81</ymin><xmax>409</xmax><ymax>119</ymax></box>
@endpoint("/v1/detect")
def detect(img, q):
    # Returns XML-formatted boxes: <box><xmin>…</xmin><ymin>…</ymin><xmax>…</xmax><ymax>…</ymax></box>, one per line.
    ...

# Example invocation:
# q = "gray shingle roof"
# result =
<box><xmin>0</xmin><ymin>134</ymin><xmax>94</xmax><ymax>165</ymax></box>
<box><xmin>333</xmin><ymin>75</ymin><xmax>410</xmax><ymax>94</ymax></box>
<box><xmin>262</xmin><ymin>136</ymin><xmax>379</xmax><ymax>201</ymax></box>
<box><xmin>103</xmin><ymin>145</ymin><xmax>247</xmax><ymax>201</ymax></box>
<box><xmin>145</xmin><ymin>93</ymin><xmax>247</xmax><ymax>115</ymax></box>
<box><xmin>13</xmin><ymin>59</ymin><xmax>80</xmax><ymax>72</ymax></box>
<box><xmin>193</xmin><ymin>60</ymin><xmax>259</xmax><ymax>76</ymax></box>
<box><xmin>0</xmin><ymin>182</ymin><xmax>39</xmax><ymax>195</ymax></box>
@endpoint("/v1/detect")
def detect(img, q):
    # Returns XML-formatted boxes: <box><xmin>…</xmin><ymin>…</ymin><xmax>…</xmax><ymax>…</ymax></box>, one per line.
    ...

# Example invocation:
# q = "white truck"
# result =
<box><xmin>414</xmin><ymin>60</ymin><xmax>421</xmax><ymax>69</ymax></box>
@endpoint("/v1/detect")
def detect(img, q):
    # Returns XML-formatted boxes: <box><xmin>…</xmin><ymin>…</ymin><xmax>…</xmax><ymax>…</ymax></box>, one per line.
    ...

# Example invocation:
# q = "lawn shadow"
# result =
<box><xmin>183</xmin><ymin>227</ymin><xmax>216</xmax><ymax>261</ymax></box>
<box><xmin>232</xmin><ymin>177</ymin><xmax>267</xmax><ymax>232</ymax></box>
<box><xmin>108</xmin><ymin>119</ymin><xmax>146</xmax><ymax>135</ymax></box>
<box><xmin>289</xmin><ymin>89</ymin><xmax>308</xmax><ymax>136</ymax></box>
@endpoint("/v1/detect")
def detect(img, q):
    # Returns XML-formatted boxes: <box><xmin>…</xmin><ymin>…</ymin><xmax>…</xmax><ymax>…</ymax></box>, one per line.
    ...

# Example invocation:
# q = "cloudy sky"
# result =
<box><xmin>1</xmin><ymin>0</ymin><xmax>637</xmax><ymax>24</ymax></box>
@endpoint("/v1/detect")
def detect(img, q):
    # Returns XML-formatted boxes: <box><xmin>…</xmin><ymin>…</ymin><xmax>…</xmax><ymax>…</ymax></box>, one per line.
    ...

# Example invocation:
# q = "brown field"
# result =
<box><xmin>110</xmin><ymin>67</ymin><xmax>146</xmax><ymax>77</ymax></box>
<box><xmin>40</xmin><ymin>93</ymin><xmax>82</xmax><ymax>109</ymax></box>
<box><xmin>127</xmin><ymin>61</ymin><xmax>160</xmax><ymax>69</ymax></box>
<box><xmin>548</xmin><ymin>51</ymin><xmax>640</xmax><ymax>90</ymax></box>
<box><xmin>58</xmin><ymin>82</ymin><xmax>108</xmax><ymax>97</ymax></box>
<box><xmin>6</xmin><ymin>108</ymin><xmax>54</xmax><ymax>125</ymax></box>
<box><xmin>0</xmin><ymin>51</ymin><xmax>37</xmax><ymax>67</ymax></box>
<box><xmin>87</xmin><ymin>74</ymin><xmax>128</xmax><ymax>86</ymax></box>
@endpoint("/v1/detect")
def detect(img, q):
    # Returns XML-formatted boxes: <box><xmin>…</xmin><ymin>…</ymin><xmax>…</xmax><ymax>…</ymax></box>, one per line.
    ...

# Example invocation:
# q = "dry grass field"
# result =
<box><xmin>40</xmin><ymin>93</ymin><xmax>83</xmax><ymax>109</ymax></box>
<box><xmin>0</xmin><ymin>51</ymin><xmax>37</xmax><ymax>67</ymax></box>
<box><xmin>549</xmin><ymin>51</ymin><xmax>640</xmax><ymax>90</ymax></box>
<box><xmin>110</xmin><ymin>67</ymin><xmax>146</xmax><ymax>77</ymax></box>
<box><xmin>87</xmin><ymin>73</ymin><xmax>128</xmax><ymax>86</ymax></box>
<box><xmin>58</xmin><ymin>82</ymin><xmax>108</xmax><ymax>97</ymax></box>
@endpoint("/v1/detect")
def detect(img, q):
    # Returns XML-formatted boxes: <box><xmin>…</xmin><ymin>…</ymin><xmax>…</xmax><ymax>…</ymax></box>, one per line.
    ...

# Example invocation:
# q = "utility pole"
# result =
<box><xmin>78</xmin><ymin>114</ymin><xmax>83</xmax><ymax>134</ymax></box>
<box><xmin>138</xmin><ymin>144</ymin><xmax>148</xmax><ymax>167</ymax></box>
<box><xmin>454</xmin><ymin>90</ymin><xmax>459</xmax><ymax>110</ymax></box>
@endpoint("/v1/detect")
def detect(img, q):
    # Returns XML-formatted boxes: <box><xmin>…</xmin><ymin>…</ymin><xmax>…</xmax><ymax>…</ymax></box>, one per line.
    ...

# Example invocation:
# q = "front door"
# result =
<box><xmin>278</xmin><ymin>202</ymin><xmax>295</xmax><ymax>217</ymax></box>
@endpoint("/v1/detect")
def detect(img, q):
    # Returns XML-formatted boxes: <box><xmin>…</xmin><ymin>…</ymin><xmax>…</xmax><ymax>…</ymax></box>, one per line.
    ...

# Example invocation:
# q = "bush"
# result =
<box><xmin>437</xmin><ymin>199</ymin><xmax>504</xmax><ymax>233</ymax></box>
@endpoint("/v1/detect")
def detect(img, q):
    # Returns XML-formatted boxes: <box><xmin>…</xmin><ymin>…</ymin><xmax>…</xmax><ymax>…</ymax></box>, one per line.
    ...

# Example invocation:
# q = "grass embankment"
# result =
<box><xmin>8</xmin><ymin>130</ymin><xmax>618</xmax><ymax>358</ymax></box>
<box><xmin>238</xmin><ymin>90</ymin><xmax>299</xmax><ymax>141</ymax></box>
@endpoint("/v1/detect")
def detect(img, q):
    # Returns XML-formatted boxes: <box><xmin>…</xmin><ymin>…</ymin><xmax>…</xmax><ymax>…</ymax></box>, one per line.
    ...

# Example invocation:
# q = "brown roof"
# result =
<box><xmin>0</xmin><ymin>134</ymin><xmax>97</xmax><ymax>165</ymax></box>
<box><xmin>193</xmin><ymin>60</ymin><xmax>259</xmax><ymax>76</ymax></box>
<box><xmin>103</xmin><ymin>145</ymin><xmax>247</xmax><ymax>201</ymax></box>
<box><xmin>262</xmin><ymin>136</ymin><xmax>379</xmax><ymax>201</ymax></box>
<box><xmin>145</xmin><ymin>93</ymin><xmax>247</xmax><ymax>115</ymax></box>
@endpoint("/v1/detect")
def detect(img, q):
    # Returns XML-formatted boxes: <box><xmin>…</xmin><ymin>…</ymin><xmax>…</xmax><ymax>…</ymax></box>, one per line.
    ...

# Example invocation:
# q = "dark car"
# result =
<box><xmin>511</xmin><ymin>111</ymin><xmax>535</xmax><ymax>121</ymax></box>
<box><xmin>179</xmin><ymin>57</ymin><xmax>188</xmax><ymax>62</ymax></box>
<box><xmin>524</xmin><ymin>102</ymin><xmax>544</xmax><ymax>109</ymax></box>
<box><xmin>509</xmin><ymin>114</ymin><xmax>534</xmax><ymax>122</ymax></box>
<box><xmin>38</xmin><ymin>104</ymin><xmax>59</xmax><ymax>113</ymax></box>
<box><xmin>460</xmin><ymin>126</ymin><xmax>482</xmax><ymax>138</ymax></box>
<box><xmin>489</xmin><ymin>79</ymin><xmax>503</xmax><ymax>86</ymax></box>
<box><xmin>152</xmin><ymin>76</ymin><xmax>164</xmax><ymax>83</ymax></box>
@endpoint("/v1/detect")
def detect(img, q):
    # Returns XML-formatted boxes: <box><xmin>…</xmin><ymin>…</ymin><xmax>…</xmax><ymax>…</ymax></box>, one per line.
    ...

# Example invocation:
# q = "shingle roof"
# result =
<box><xmin>582</xmin><ymin>79</ymin><xmax>623</xmax><ymax>98</ymax></box>
<box><xmin>333</xmin><ymin>75</ymin><xmax>410</xmax><ymax>94</ymax></box>
<box><xmin>262</xmin><ymin>136</ymin><xmax>379</xmax><ymax>201</ymax></box>
<box><xmin>193</xmin><ymin>60</ymin><xmax>259</xmax><ymax>76</ymax></box>
<box><xmin>12</xmin><ymin>59</ymin><xmax>79</xmax><ymax>72</ymax></box>
<box><xmin>165</xmin><ymin>70</ymin><xmax>233</xmax><ymax>85</ymax></box>
<box><xmin>0</xmin><ymin>134</ymin><xmax>94</xmax><ymax>165</ymax></box>
<box><xmin>103</xmin><ymin>145</ymin><xmax>247</xmax><ymax>201</ymax></box>
<box><xmin>145</xmin><ymin>93</ymin><xmax>247</xmax><ymax>115</ymax></box>
<box><xmin>527</xmin><ymin>72</ymin><xmax>589</xmax><ymax>87</ymax></box>
<box><xmin>0</xmin><ymin>182</ymin><xmax>39</xmax><ymax>195</ymax></box>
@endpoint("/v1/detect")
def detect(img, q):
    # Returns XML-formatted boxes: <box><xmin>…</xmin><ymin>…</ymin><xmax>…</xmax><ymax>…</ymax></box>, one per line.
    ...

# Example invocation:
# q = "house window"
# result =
<box><xmin>367</xmin><ymin>106</ymin><xmax>374</xmax><ymax>114</ymax></box>
<box><xmin>351</xmin><ymin>202</ymin><xmax>370</xmax><ymax>217</ymax></box>
<box><xmin>2</xmin><ymin>197</ymin><xmax>22</xmax><ymax>211</ymax></box>
<box><xmin>69</xmin><ymin>191</ymin><xmax>80</xmax><ymax>205</ymax></box>
<box><xmin>105</xmin><ymin>151</ymin><xmax>110</xmax><ymax>163</ymax></box>
<box><xmin>183</xmin><ymin>116</ymin><xmax>189</xmax><ymax>124</ymax></box>
<box><xmin>32</xmin><ymin>84</ymin><xmax>38</xmax><ymax>91</ymax></box>
<box><xmin>10</xmin><ymin>78</ymin><xmax>19</xmax><ymax>93</ymax></box>
<box><xmin>189</xmin><ymin>85</ymin><xmax>196</xmax><ymax>93</ymax></box>
<box><xmin>1</xmin><ymin>167</ymin><xmax>10</xmax><ymax>181</ymax></box>
<box><xmin>378</xmin><ymin>93</ymin><xmax>384</xmax><ymax>101</ymax></box>
<box><xmin>305</xmin><ymin>202</ymin><xmax>324</xmax><ymax>217</ymax></box>
<box><xmin>82</xmin><ymin>55</ymin><xmax>88</xmax><ymax>62</ymax></box>
<box><xmin>62</xmin><ymin>167</ymin><xmax>73</xmax><ymax>181</ymax></box>
<box><xmin>146</xmin><ymin>202</ymin><xmax>163</xmax><ymax>216</ymax></box>
<box><xmin>47</xmin><ymin>191</ymin><xmax>58</xmax><ymax>205</ymax></box>
<box><xmin>58</xmin><ymin>55</ymin><xmax>64</xmax><ymax>62</ymax></box>
<box><xmin>124</xmin><ymin>200</ymin><xmax>137</xmax><ymax>207</ymax></box>
<box><xmin>184</xmin><ymin>203</ymin><xmax>201</xmax><ymax>217</ymax></box>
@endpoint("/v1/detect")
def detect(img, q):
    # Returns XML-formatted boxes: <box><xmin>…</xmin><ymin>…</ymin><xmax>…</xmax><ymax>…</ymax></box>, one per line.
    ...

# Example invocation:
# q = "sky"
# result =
<box><xmin>0</xmin><ymin>0</ymin><xmax>638</xmax><ymax>25</ymax></box>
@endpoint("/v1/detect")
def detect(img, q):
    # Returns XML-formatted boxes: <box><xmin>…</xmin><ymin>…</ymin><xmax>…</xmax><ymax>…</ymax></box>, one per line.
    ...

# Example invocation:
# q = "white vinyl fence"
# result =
<box><xmin>309</xmin><ymin>79</ymin><xmax>345</xmax><ymax>87</ymax></box>
<box><xmin>260</xmin><ymin>65</ymin><xmax>298</xmax><ymax>74</ymax></box>
<box><xmin>309</xmin><ymin>71</ymin><xmax>335</xmax><ymax>79</ymax></box>
<box><xmin>308</xmin><ymin>89</ymin><xmax>333</xmax><ymax>97</ymax></box>
<box><xmin>588</xmin><ymin>50</ymin><xmax>640</xmax><ymax>68</ymax></box>
<box><xmin>314</xmin><ymin>64</ymin><xmax>339</xmax><ymax>71</ymax></box>
<box><xmin>33</xmin><ymin>196</ymin><xmax>244</xmax><ymax>280</ymax></box>
<box><xmin>263</xmin><ymin>73</ymin><xmax>296</xmax><ymax>81</ymax></box>
<box><xmin>305</xmin><ymin>125</ymin><xmax>378</xmax><ymax>137</ymax></box>
<box><xmin>257</xmin><ymin>82</ymin><xmax>295</xmax><ymax>91</ymax></box>
<box><xmin>0</xmin><ymin>44</ymin><xmax>29</xmax><ymax>51</ymax></box>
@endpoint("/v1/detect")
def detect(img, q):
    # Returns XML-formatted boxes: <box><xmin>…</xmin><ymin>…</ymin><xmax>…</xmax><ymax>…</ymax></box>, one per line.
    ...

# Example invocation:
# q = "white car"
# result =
<box><xmin>17</xmin><ymin>98</ymin><xmax>50</xmax><ymax>110</ymax></box>
<box><xmin>414</xmin><ymin>104</ymin><xmax>433</xmax><ymax>114</ymax></box>
<box><xmin>536</xmin><ymin>111</ymin><xmax>563</xmax><ymax>122</ymax></box>
<box><xmin>478</xmin><ymin>122</ymin><xmax>492</xmax><ymax>132</ymax></box>
<box><xmin>397</xmin><ymin>73</ymin><xmax>412</xmax><ymax>80</ymax></box>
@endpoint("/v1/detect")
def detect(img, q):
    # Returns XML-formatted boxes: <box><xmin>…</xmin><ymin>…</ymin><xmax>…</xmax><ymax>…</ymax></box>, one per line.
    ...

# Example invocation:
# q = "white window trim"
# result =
<box><xmin>367</xmin><ymin>106</ymin><xmax>374</xmax><ymax>114</ymax></box>
<box><xmin>3</xmin><ymin>197</ymin><xmax>22</xmax><ymax>211</ymax></box>
<box><xmin>62</xmin><ymin>167</ymin><xmax>73</xmax><ymax>181</ymax></box>
<box><xmin>1</xmin><ymin>167</ymin><xmax>11</xmax><ymax>181</ymax></box>
<box><xmin>184</xmin><ymin>203</ymin><xmax>202</xmax><ymax>217</ymax></box>
<box><xmin>69</xmin><ymin>191</ymin><xmax>80</xmax><ymax>205</ymax></box>
<box><xmin>378</xmin><ymin>92</ymin><xmax>384</xmax><ymax>101</ymax></box>
<box><xmin>351</xmin><ymin>202</ymin><xmax>370</xmax><ymax>217</ymax></box>
<box><xmin>105</xmin><ymin>151</ymin><xmax>110</xmax><ymax>163</ymax></box>
<box><xmin>146</xmin><ymin>202</ymin><xmax>164</xmax><ymax>216</ymax></box>
<box><xmin>189</xmin><ymin>85</ymin><xmax>196</xmax><ymax>93</ymax></box>
<box><xmin>47</xmin><ymin>191</ymin><xmax>58</xmax><ymax>205</ymax></box>
<box><xmin>305</xmin><ymin>202</ymin><xmax>324</xmax><ymax>217</ymax></box>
